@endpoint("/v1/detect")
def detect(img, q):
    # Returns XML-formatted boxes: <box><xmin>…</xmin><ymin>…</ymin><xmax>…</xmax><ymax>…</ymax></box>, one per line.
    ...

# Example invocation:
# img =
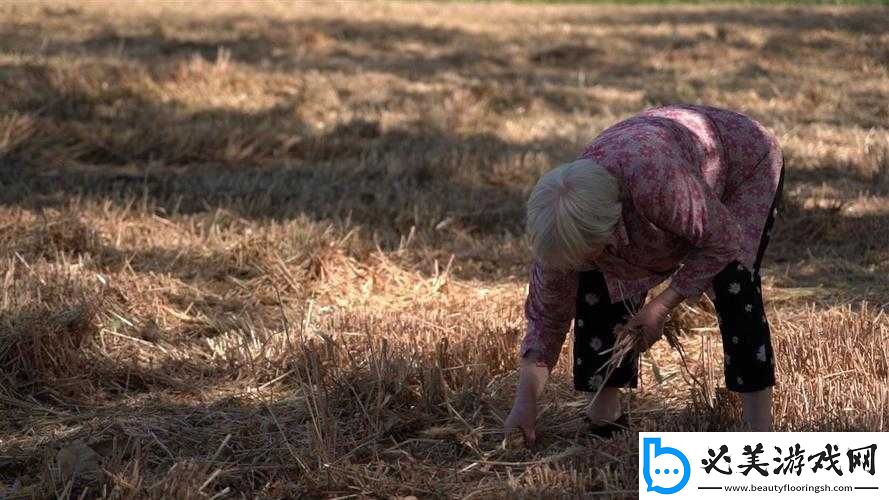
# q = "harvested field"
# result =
<box><xmin>0</xmin><ymin>1</ymin><xmax>887</xmax><ymax>497</ymax></box>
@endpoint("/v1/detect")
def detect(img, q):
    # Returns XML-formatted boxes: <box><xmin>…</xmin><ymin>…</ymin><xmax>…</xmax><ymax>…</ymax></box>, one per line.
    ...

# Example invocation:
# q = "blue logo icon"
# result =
<box><xmin>642</xmin><ymin>437</ymin><xmax>691</xmax><ymax>494</ymax></box>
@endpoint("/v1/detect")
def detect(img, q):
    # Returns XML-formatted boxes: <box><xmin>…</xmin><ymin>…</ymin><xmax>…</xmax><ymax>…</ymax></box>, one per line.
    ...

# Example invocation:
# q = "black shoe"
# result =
<box><xmin>584</xmin><ymin>412</ymin><xmax>629</xmax><ymax>438</ymax></box>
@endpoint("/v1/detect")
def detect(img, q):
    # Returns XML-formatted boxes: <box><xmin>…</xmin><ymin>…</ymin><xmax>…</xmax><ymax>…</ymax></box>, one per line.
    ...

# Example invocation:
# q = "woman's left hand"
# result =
<box><xmin>624</xmin><ymin>301</ymin><xmax>668</xmax><ymax>351</ymax></box>
<box><xmin>624</xmin><ymin>287</ymin><xmax>683</xmax><ymax>351</ymax></box>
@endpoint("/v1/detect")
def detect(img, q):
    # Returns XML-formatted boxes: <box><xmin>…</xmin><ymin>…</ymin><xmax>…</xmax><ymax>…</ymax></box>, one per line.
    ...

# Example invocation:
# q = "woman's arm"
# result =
<box><xmin>628</xmin><ymin>161</ymin><xmax>741</xmax><ymax>301</ymax></box>
<box><xmin>505</xmin><ymin>259</ymin><xmax>577</xmax><ymax>446</ymax></box>
<box><xmin>520</xmin><ymin>258</ymin><xmax>579</xmax><ymax>371</ymax></box>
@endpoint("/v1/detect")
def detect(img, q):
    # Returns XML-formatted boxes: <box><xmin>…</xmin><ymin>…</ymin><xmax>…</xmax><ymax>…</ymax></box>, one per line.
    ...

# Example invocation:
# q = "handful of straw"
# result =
<box><xmin>588</xmin><ymin>320</ymin><xmax>700</xmax><ymax>406</ymax></box>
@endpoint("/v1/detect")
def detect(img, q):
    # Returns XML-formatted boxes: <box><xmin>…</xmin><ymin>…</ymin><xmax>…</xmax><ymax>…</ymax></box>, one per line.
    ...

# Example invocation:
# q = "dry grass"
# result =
<box><xmin>0</xmin><ymin>0</ymin><xmax>887</xmax><ymax>497</ymax></box>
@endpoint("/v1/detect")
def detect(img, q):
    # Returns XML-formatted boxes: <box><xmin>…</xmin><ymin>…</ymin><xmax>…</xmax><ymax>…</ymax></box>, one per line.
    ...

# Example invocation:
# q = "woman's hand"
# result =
<box><xmin>503</xmin><ymin>355</ymin><xmax>549</xmax><ymax>448</ymax></box>
<box><xmin>624</xmin><ymin>286</ymin><xmax>684</xmax><ymax>351</ymax></box>
<box><xmin>503</xmin><ymin>383</ymin><xmax>538</xmax><ymax>447</ymax></box>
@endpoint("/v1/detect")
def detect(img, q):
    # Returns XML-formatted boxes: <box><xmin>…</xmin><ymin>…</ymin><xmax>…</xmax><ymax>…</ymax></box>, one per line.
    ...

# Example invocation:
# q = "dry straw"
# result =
<box><xmin>1</xmin><ymin>0</ymin><xmax>887</xmax><ymax>497</ymax></box>
<box><xmin>589</xmin><ymin>318</ymin><xmax>706</xmax><ymax>412</ymax></box>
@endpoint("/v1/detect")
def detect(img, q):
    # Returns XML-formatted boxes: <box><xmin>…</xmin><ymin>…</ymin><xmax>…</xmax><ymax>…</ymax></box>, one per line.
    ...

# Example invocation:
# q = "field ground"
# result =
<box><xmin>1</xmin><ymin>1</ymin><xmax>888</xmax><ymax>498</ymax></box>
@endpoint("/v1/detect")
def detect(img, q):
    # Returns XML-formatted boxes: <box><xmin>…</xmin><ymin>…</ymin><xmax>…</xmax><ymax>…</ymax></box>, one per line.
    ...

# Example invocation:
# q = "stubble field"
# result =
<box><xmin>1</xmin><ymin>1</ymin><xmax>888</xmax><ymax>498</ymax></box>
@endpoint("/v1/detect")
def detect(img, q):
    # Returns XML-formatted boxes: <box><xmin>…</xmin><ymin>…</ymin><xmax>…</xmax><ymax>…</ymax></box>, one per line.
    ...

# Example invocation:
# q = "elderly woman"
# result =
<box><xmin>504</xmin><ymin>104</ymin><xmax>784</xmax><ymax>443</ymax></box>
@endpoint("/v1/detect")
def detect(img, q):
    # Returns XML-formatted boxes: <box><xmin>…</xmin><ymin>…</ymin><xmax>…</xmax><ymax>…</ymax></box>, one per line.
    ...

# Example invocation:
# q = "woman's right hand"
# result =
<box><xmin>503</xmin><ymin>356</ymin><xmax>549</xmax><ymax>448</ymax></box>
<box><xmin>504</xmin><ymin>384</ymin><xmax>538</xmax><ymax>447</ymax></box>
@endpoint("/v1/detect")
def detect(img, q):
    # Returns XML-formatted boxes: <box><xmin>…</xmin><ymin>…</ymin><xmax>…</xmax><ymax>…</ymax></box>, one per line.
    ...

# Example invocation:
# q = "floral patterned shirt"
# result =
<box><xmin>521</xmin><ymin>104</ymin><xmax>783</xmax><ymax>369</ymax></box>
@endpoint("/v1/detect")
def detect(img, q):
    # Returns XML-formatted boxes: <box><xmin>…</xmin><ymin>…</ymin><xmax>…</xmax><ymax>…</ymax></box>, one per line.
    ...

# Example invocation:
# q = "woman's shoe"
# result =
<box><xmin>584</xmin><ymin>412</ymin><xmax>629</xmax><ymax>438</ymax></box>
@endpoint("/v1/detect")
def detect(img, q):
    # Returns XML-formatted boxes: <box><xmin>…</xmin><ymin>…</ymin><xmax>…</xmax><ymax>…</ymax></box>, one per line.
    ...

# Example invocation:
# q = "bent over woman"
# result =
<box><xmin>505</xmin><ymin>104</ymin><xmax>784</xmax><ymax>443</ymax></box>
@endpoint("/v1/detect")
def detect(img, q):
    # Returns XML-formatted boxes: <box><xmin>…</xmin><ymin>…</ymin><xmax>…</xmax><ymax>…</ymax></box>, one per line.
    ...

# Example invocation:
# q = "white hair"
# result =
<box><xmin>526</xmin><ymin>158</ymin><xmax>622</xmax><ymax>269</ymax></box>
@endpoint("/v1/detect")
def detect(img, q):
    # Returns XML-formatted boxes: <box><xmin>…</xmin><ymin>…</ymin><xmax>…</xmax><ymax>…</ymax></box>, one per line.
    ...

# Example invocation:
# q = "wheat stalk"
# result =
<box><xmin>588</xmin><ymin>320</ymin><xmax>704</xmax><ymax>409</ymax></box>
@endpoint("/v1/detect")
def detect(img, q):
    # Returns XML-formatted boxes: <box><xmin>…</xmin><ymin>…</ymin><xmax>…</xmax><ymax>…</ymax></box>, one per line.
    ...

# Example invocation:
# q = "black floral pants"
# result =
<box><xmin>574</xmin><ymin>165</ymin><xmax>785</xmax><ymax>394</ymax></box>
